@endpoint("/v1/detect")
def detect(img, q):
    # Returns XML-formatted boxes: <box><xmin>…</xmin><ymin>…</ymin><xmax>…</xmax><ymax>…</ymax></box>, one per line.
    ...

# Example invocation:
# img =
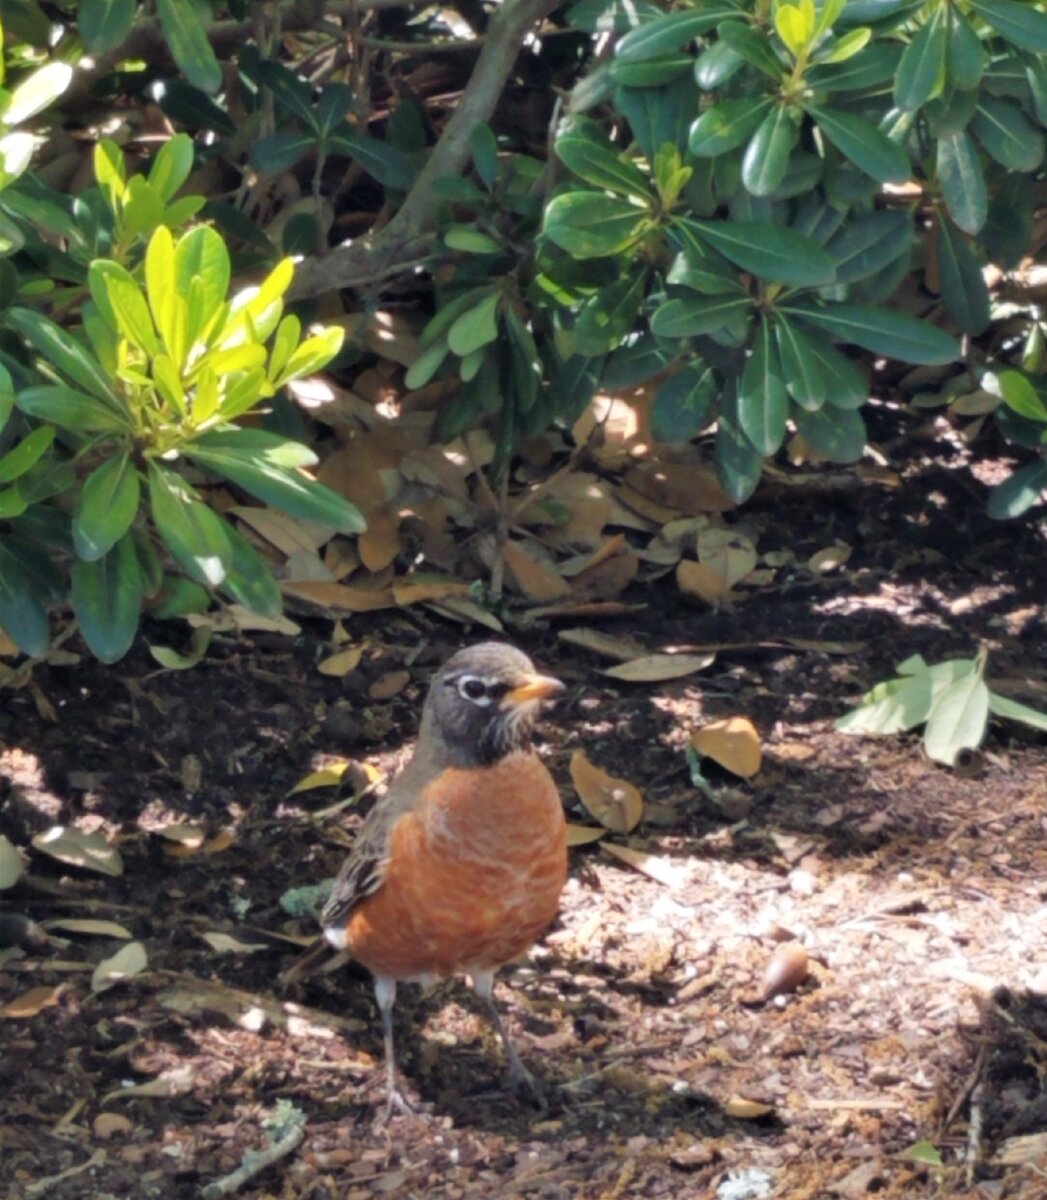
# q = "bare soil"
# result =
<box><xmin>2</xmin><ymin>425</ymin><xmax>1047</xmax><ymax>1200</ymax></box>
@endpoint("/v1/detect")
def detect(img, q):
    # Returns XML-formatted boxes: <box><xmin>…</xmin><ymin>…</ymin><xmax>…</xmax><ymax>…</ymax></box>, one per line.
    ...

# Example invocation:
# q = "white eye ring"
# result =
<box><xmin>458</xmin><ymin>675</ymin><xmax>492</xmax><ymax>706</ymax></box>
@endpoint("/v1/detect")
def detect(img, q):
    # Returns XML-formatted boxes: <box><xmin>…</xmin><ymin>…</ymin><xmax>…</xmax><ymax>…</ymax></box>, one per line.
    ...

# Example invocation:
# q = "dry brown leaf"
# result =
<box><xmin>282</xmin><ymin>581</ymin><xmax>395</xmax><ymax>613</ymax></box>
<box><xmin>200</xmin><ymin>931</ymin><xmax>268</xmax><ymax>955</ymax></box>
<box><xmin>523</xmin><ymin>600</ymin><xmax>645</xmax><ymax>622</ymax></box>
<box><xmin>722</xmin><ymin>1094</ymin><xmax>775</xmax><ymax>1119</ymax></box>
<box><xmin>690</xmin><ymin>717</ymin><xmax>762</xmax><ymax>778</ymax></box>
<box><xmin>615</xmin><ymin>484</ymin><xmax>682</xmax><ymax>525</ymax></box>
<box><xmin>203</xmin><ymin>830</ymin><xmax>236</xmax><ymax>855</ymax></box>
<box><xmin>32</xmin><ymin>826</ymin><xmax>123</xmax><ymax>877</ymax></box>
<box><xmin>93</xmin><ymin>1113</ymin><xmax>133</xmax><ymax>1140</ymax></box>
<box><xmin>600</xmin><ymin>842</ymin><xmax>688</xmax><ymax>889</ymax></box>
<box><xmin>807</xmin><ymin>544</ymin><xmax>853</xmax><ymax>574</ymax></box>
<box><xmin>44</xmin><ymin>919</ymin><xmax>132</xmax><ymax>940</ymax></box>
<box><xmin>697</xmin><ymin>528</ymin><xmax>758</xmax><ymax>586</ymax></box>
<box><xmin>0</xmin><ymin>984</ymin><xmax>63</xmax><ymax>1019</ymax></box>
<box><xmin>369</xmin><ymin>670</ymin><xmax>410</xmax><ymax>701</ymax></box>
<box><xmin>603</xmin><ymin>653</ymin><xmax>714</xmax><ymax>683</ymax></box>
<box><xmin>230</xmin><ymin>506</ymin><xmax>323</xmax><ymax>557</ymax></box>
<box><xmin>186</xmin><ymin>607</ymin><xmax>300</xmax><ymax>635</ymax></box>
<box><xmin>559</xmin><ymin>533</ymin><xmax>628</xmax><ymax>578</ymax></box>
<box><xmin>91</xmin><ymin>942</ymin><xmax>148</xmax><ymax>993</ymax></box>
<box><xmin>762</xmin><ymin>943</ymin><xmax>809</xmax><ymax>999</ymax></box>
<box><xmin>317</xmin><ymin>646</ymin><xmax>365</xmax><ymax>677</ymax></box>
<box><xmin>157</xmin><ymin>824</ymin><xmax>205</xmax><ymax>848</ymax></box>
<box><xmin>287</xmin><ymin>762</ymin><xmax>351</xmax><ymax>796</ymax></box>
<box><xmin>426</xmin><ymin>597</ymin><xmax>505</xmax><ymax>631</ymax></box>
<box><xmin>323</xmin><ymin>537</ymin><xmax>361</xmax><ymax>581</ymax></box>
<box><xmin>393</xmin><ymin>579</ymin><xmax>473</xmax><ymax>606</ymax></box>
<box><xmin>571</xmin><ymin>552</ymin><xmax>639</xmax><ymax>600</ymax></box>
<box><xmin>101</xmin><ymin>1064</ymin><xmax>196</xmax><ymax>1104</ymax></box>
<box><xmin>569</xmin><ymin>751</ymin><xmax>644</xmax><ymax>833</ymax></box>
<box><xmin>557</xmin><ymin>628</ymin><xmax>647</xmax><ymax>661</ymax></box>
<box><xmin>0</xmin><ymin>626</ymin><xmax>19</xmax><ymax>656</ymax></box>
<box><xmin>502</xmin><ymin>541</ymin><xmax>572</xmax><ymax>602</ymax></box>
<box><xmin>0</xmin><ymin>834</ymin><xmax>24</xmax><ymax>889</ymax></box>
<box><xmin>624</xmin><ymin>462</ymin><xmax>735</xmax><ymax>514</ymax></box>
<box><xmin>676</xmin><ymin>559</ymin><xmax>735</xmax><ymax>606</ymax></box>
<box><xmin>565</xmin><ymin>823</ymin><xmax>607</xmax><ymax>846</ymax></box>
<box><xmin>359</xmin><ymin>512</ymin><xmax>402</xmax><ymax>573</ymax></box>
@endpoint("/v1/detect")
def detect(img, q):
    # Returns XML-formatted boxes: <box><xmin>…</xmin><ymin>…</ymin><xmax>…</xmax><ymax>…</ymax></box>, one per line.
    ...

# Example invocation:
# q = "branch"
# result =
<box><xmin>288</xmin><ymin>0</ymin><xmax>562</xmax><ymax>299</ymax></box>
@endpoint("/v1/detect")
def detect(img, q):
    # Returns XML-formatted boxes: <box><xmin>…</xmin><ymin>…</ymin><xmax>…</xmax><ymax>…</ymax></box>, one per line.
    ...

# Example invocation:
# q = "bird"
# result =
<box><xmin>319</xmin><ymin>641</ymin><xmax>568</xmax><ymax>1116</ymax></box>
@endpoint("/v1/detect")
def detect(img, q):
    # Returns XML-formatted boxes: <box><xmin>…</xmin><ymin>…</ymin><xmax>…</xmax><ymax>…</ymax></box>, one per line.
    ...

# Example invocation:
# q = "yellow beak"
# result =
<box><xmin>502</xmin><ymin>673</ymin><xmax>565</xmax><ymax>707</ymax></box>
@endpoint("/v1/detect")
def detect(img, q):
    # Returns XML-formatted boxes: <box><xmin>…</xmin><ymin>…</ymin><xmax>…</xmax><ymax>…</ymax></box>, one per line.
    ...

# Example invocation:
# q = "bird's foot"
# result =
<box><xmin>504</xmin><ymin>1058</ymin><xmax>549</xmax><ymax>1114</ymax></box>
<box><xmin>376</xmin><ymin>1083</ymin><xmax>430</xmax><ymax>1125</ymax></box>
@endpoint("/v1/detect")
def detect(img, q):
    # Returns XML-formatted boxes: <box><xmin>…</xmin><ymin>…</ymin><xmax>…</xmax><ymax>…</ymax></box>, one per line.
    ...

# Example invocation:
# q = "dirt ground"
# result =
<box><xmin>2</xmin><ymin>416</ymin><xmax>1047</xmax><ymax>1200</ymax></box>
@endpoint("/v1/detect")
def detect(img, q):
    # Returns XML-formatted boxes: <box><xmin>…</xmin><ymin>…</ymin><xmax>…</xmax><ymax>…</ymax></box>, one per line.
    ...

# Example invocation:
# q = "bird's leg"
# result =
<box><xmin>373</xmin><ymin>976</ymin><xmax>415</xmax><ymax>1120</ymax></box>
<box><xmin>471</xmin><ymin>969</ymin><xmax>545</xmax><ymax>1106</ymax></box>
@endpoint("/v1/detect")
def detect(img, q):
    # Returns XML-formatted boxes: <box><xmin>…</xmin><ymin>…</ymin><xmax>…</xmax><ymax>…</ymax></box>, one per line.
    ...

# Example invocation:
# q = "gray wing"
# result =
<box><xmin>319</xmin><ymin>750</ymin><xmax>428</xmax><ymax>930</ymax></box>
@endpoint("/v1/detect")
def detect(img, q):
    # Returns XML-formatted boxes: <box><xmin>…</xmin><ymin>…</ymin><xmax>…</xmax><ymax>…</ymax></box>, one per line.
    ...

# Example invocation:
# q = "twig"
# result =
<box><xmin>966</xmin><ymin>1077</ymin><xmax>985</xmax><ymax>1187</ymax></box>
<box><xmin>201</xmin><ymin>1122</ymin><xmax>305</xmax><ymax>1199</ymax></box>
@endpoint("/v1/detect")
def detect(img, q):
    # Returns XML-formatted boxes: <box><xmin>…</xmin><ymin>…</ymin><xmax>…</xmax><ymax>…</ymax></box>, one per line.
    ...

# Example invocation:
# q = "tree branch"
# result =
<box><xmin>288</xmin><ymin>0</ymin><xmax>562</xmax><ymax>300</ymax></box>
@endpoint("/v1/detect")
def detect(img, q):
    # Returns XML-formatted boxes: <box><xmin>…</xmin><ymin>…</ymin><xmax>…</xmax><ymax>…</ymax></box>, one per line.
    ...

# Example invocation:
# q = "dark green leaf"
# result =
<box><xmin>253</xmin><ymin>59</ymin><xmax>316</xmax><ymax>128</ymax></box>
<box><xmin>718</xmin><ymin>19</ymin><xmax>784</xmax><ymax>77</ymax></box>
<box><xmin>610</xmin><ymin>55</ymin><xmax>694</xmax><ymax>87</ymax></box>
<box><xmin>774</xmin><ymin>316</ymin><xmax>826</xmax><ymax>411</ymax></box>
<box><xmin>220</xmin><ymin>521</ymin><xmax>283</xmax><ymax>617</ymax></box>
<box><xmin>987</xmin><ymin>460</ymin><xmax>1047</xmax><ymax>518</ymax></box>
<box><xmin>78</xmin><ymin>0</ymin><xmax>135</xmax><ymax>52</ymax></box>
<box><xmin>602</xmin><ymin>334</ymin><xmax>673</xmax><ymax>389</ymax></box>
<box><xmin>0</xmin><ymin>543</ymin><xmax>49</xmax><ymax>656</ymax></box>
<box><xmin>827</xmin><ymin>210</ymin><xmax>912</xmax><ymax>284</ymax></box>
<box><xmin>6</xmin><ymin>308</ymin><xmax>120</xmax><ymax>407</ymax></box>
<box><xmin>839</xmin><ymin>0</ymin><xmax>922</xmax><ymax>23</ymax></box>
<box><xmin>328</xmin><ymin>131</ymin><xmax>415</xmax><ymax>190</ymax></box>
<box><xmin>544</xmin><ymin>191</ymin><xmax>651</xmax><ymax>257</ymax></box>
<box><xmin>0</xmin><ymin>425</ymin><xmax>53</xmax><ymax>483</ymax></box>
<box><xmin>568</xmin><ymin>0</ymin><xmax>663</xmax><ymax>33</ymax></box>
<box><xmin>783</xmin><ymin>301</ymin><xmax>961</xmax><ymax>365</ymax></box>
<box><xmin>616</xmin><ymin>8</ymin><xmax>738</xmax><ymax>61</ymax></box>
<box><xmin>936</xmin><ymin>215</ymin><xmax>990</xmax><ymax>334</ymax></box>
<box><xmin>1026</xmin><ymin>55</ymin><xmax>1047</xmax><ymax>126</ymax></box>
<box><xmin>650</xmin><ymin>294</ymin><xmax>751</xmax><ymax>338</ymax></box>
<box><xmin>981</xmin><ymin>172</ymin><xmax>1032</xmax><ymax>268</ymax></box>
<box><xmin>148</xmin><ymin>463</ymin><xmax>232</xmax><ymax>587</ymax></box>
<box><xmin>807</xmin><ymin>105</ymin><xmax>910</xmax><ymax>182</ymax></box>
<box><xmin>969</xmin><ymin>0</ymin><xmax>1047</xmax><ymax>52</ymax></box>
<box><xmin>689</xmin><ymin>96</ymin><xmax>772</xmax><ymax>158</ymax></box>
<box><xmin>742</xmin><ymin>104</ymin><xmax>798</xmax><ymax>196</ymax></box>
<box><xmin>971</xmin><ymin>97</ymin><xmax>1045</xmax><ymax>171</ymax></box>
<box><xmin>614</xmin><ymin>73</ymin><xmax>697</xmax><ymax>160</ymax></box>
<box><xmin>794</xmin><ymin>404</ymin><xmax>868</xmax><ymax>462</ymax></box>
<box><xmin>715</xmin><ymin>383</ymin><xmax>763</xmax><ymax>503</ymax></box>
<box><xmin>73</xmin><ymin>453</ymin><xmax>140</xmax><ymax>562</ymax></box>
<box><xmin>156</xmin><ymin>0</ymin><xmax>222</xmax><ymax>94</ymax></box>
<box><xmin>738</xmin><ymin>319</ymin><xmax>788</xmax><ymax>454</ymax></box>
<box><xmin>935</xmin><ymin>126</ymin><xmax>987</xmax><ymax>235</ymax></box>
<box><xmin>573</xmin><ymin>271</ymin><xmax>646</xmax><ymax>355</ymax></box>
<box><xmin>687</xmin><ymin>218</ymin><xmax>836</xmax><ymax>287</ymax></box>
<box><xmin>550</xmin><ymin>354</ymin><xmax>604</xmax><ymax>420</ymax></box>
<box><xmin>651</xmin><ymin>363</ymin><xmax>719</xmax><ymax>441</ymax></box>
<box><xmin>894</xmin><ymin>6</ymin><xmax>946</xmax><ymax>111</ymax></box>
<box><xmin>947</xmin><ymin>9</ymin><xmax>987</xmax><ymax>89</ymax></box>
<box><xmin>470</xmin><ymin>123</ymin><xmax>499</xmax><ymax>189</ymax></box>
<box><xmin>16</xmin><ymin>385</ymin><xmax>128</xmax><ymax>433</ymax></box>
<box><xmin>156</xmin><ymin>80</ymin><xmax>237</xmax><ymax>135</ymax></box>
<box><xmin>556</xmin><ymin>134</ymin><xmax>651</xmax><ymax>199</ymax></box>
<box><xmin>249</xmin><ymin>131</ymin><xmax>314</xmax><ymax>175</ymax></box>
<box><xmin>314</xmin><ymin>83</ymin><xmax>351</xmax><ymax>137</ymax></box>
<box><xmin>807</xmin><ymin>43</ymin><xmax>902</xmax><ymax>90</ymax></box>
<box><xmin>71</xmin><ymin>534</ymin><xmax>142</xmax><ymax>663</ymax></box>
<box><xmin>694</xmin><ymin>40</ymin><xmax>745</xmax><ymax>90</ymax></box>
<box><xmin>149</xmin><ymin>576</ymin><xmax>211</xmax><ymax>619</ymax></box>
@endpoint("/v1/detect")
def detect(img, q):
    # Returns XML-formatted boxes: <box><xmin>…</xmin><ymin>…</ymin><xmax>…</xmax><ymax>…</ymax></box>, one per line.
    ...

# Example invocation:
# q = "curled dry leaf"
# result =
<box><xmin>287</xmin><ymin>761</ymin><xmax>351</xmax><ymax>796</ymax></box>
<box><xmin>43</xmin><ymin>919</ymin><xmax>133</xmax><ymax>940</ymax></box>
<box><xmin>603</xmin><ymin>653</ymin><xmax>714</xmax><ymax>683</ymax></box>
<box><xmin>203</xmin><ymin>829</ymin><xmax>237</xmax><ymax>855</ymax></box>
<box><xmin>807</xmin><ymin>544</ymin><xmax>853</xmax><ymax>574</ymax></box>
<box><xmin>369</xmin><ymin>669</ymin><xmax>411</xmax><ymax>701</ymax></box>
<box><xmin>230</xmin><ymin>506</ymin><xmax>323</xmax><ymax>557</ymax></box>
<box><xmin>722</xmin><ymin>1094</ymin><xmax>775</xmax><ymax>1120</ymax></box>
<box><xmin>690</xmin><ymin>717</ymin><xmax>762</xmax><ymax>779</ymax></box>
<box><xmin>559</xmin><ymin>533</ymin><xmax>628</xmax><ymax>578</ymax></box>
<box><xmin>565</xmin><ymin>823</ymin><xmax>607</xmax><ymax>847</ymax></box>
<box><xmin>31</xmin><ymin>826</ymin><xmax>123</xmax><ymax>877</ymax></box>
<box><xmin>0</xmin><ymin>984</ymin><xmax>63</xmax><ymax>1018</ymax></box>
<box><xmin>762</xmin><ymin>942</ymin><xmax>809</xmax><ymax>999</ymax></box>
<box><xmin>0</xmin><ymin>834</ymin><xmax>24</xmax><ymax>889</ymax></box>
<box><xmin>91</xmin><ymin>941</ymin><xmax>148</xmax><ymax>993</ymax></box>
<box><xmin>676</xmin><ymin>559</ymin><xmax>734</xmax><ymax>606</ymax></box>
<box><xmin>569</xmin><ymin>751</ymin><xmax>644</xmax><ymax>834</ymax></box>
<box><xmin>317</xmin><ymin>646</ymin><xmax>365</xmax><ymax>677</ymax></box>
<box><xmin>697</xmin><ymin>528</ymin><xmax>758</xmax><ymax>587</ymax></box>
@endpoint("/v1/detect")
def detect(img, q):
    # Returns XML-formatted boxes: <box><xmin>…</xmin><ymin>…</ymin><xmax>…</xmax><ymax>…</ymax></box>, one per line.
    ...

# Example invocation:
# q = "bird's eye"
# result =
<box><xmin>461</xmin><ymin>677</ymin><xmax>488</xmax><ymax>701</ymax></box>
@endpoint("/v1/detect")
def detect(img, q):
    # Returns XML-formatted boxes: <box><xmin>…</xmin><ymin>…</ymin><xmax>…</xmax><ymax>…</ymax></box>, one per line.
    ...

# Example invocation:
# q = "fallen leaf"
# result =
<box><xmin>287</xmin><ymin>762</ymin><xmax>351</xmax><ymax>796</ymax></box>
<box><xmin>282</xmin><ymin>581</ymin><xmax>395</xmax><ymax>613</ymax></box>
<box><xmin>203</xmin><ymin>829</ymin><xmax>237</xmax><ymax>855</ymax></box>
<box><xmin>147</xmin><ymin>627</ymin><xmax>211</xmax><ymax>670</ymax></box>
<box><xmin>502</xmin><ymin>541</ymin><xmax>572</xmax><ymax>602</ymax></box>
<box><xmin>624</xmin><ymin>462</ymin><xmax>735</xmax><ymax>514</ymax></box>
<box><xmin>369</xmin><ymin>670</ymin><xmax>411</xmax><ymax>701</ymax></box>
<box><xmin>559</xmin><ymin>533</ymin><xmax>628</xmax><ymax>577</ymax></box>
<box><xmin>230</xmin><ymin>506</ymin><xmax>324</xmax><ymax>556</ymax></box>
<box><xmin>93</xmin><ymin>1113</ymin><xmax>133</xmax><ymax>1140</ymax></box>
<box><xmin>0</xmin><ymin>626</ymin><xmax>19</xmax><ymax>656</ymax></box>
<box><xmin>426</xmin><ymin>596</ymin><xmax>505</xmax><ymax>631</ymax></box>
<box><xmin>393</xmin><ymin>579</ymin><xmax>473</xmax><ymax>606</ymax></box>
<box><xmin>808</xmin><ymin>544</ymin><xmax>853</xmax><ymax>574</ymax></box>
<box><xmin>32</xmin><ymin>827</ymin><xmax>123</xmax><ymax>877</ymax></box>
<box><xmin>569</xmin><ymin>751</ymin><xmax>644</xmax><ymax>833</ymax></box>
<box><xmin>762</xmin><ymin>943</ymin><xmax>809</xmax><ymax>999</ymax></box>
<box><xmin>359</xmin><ymin>512</ymin><xmax>402</xmax><ymax>573</ymax></box>
<box><xmin>91</xmin><ymin>942</ymin><xmax>148</xmax><ymax>993</ymax></box>
<box><xmin>723</xmin><ymin>1094</ymin><xmax>775</xmax><ymax>1119</ymax></box>
<box><xmin>0</xmin><ymin>984</ymin><xmax>63</xmax><ymax>1018</ymax></box>
<box><xmin>557</xmin><ymin>628</ymin><xmax>647</xmax><ymax>661</ymax></box>
<box><xmin>603</xmin><ymin>653</ymin><xmax>714</xmax><ymax>682</ymax></box>
<box><xmin>523</xmin><ymin>600</ymin><xmax>646</xmax><ymax>622</ymax></box>
<box><xmin>690</xmin><ymin>717</ymin><xmax>762</xmax><ymax>778</ymax></box>
<box><xmin>698</xmin><ymin>528</ymin><xmax>757</xmax><ymax>586</ymax></box>
<box><xmin>157</xmin><ymin>824</ymin><xmax>205</xmax><ymax>848</ymax></box>
<box><xmin>601</xmin><ymin>842</ymin><xmax>688</xmax><ymax>888</ymax></box>
<box><xmin>565</xmin><ymin>823</ymin><xmax>607</xmax><ymax>846</ymax></box>
<box><xmin>102</xmin><ymin>1063</ymin><xmax>196</xmax><ymax>1103</ymax></box>
<box><xmin>0</xmin><ymin>834</ymin><xmax>24</xmax><ymax>889</ymax></box>
<box><xmin>200</xmin><ymin>931</ymin><xmax>268</xmax><ymax>955</ymax></box>
<box><xmin>317</xmin><ymin>646</ymin><xmax>365</xmax><ymax>677</ymax></box>
<box><xmin>676</xmin><ymin>559</ymin><xmax>734</xmax><ymax>605</ymax></box>
<box><xmin>186</xmin><ymin>607</ymin><xmax>300</xmax><ymax>635</ymax></box>
<box><xmin>571</xmin><ymin>552</ymin><xmax>639</xmax><ymax>599</ymax></box>
<box><xmin>43</xmin><ymin>919</ymin><xmax>133</xmax><ymax>940</ymax></box>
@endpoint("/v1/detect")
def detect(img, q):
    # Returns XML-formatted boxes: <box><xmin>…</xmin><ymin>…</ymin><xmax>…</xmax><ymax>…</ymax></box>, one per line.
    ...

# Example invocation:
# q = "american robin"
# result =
<box><xmin>320</xmin><ymin>641</ymin><xmax>567</xmax><ymax>1115</ymax></box>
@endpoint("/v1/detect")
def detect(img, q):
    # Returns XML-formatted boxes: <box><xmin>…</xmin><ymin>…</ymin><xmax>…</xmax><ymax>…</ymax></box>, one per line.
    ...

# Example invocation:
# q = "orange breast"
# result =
<box><xmin>345</xmin><ymin>752</ymin><xmax>566</xmax><ymax>981</ymax></box>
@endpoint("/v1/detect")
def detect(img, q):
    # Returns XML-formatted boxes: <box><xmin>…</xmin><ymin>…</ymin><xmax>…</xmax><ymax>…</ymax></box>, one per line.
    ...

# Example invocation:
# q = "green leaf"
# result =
<box><xmin>936</xmin><ymin>130</ymin><xmax>987</xmax><ymax>235</ymax></box>
<box><xmin>556</xmin><ymin>134</ymin><xmax>652</xmax><ymax>199</ymax></box>
<box><xmin>936</xmin><ymin>215</ymin><xmax>990</xmax><ymax>335</ymax></box>
<box><xmin>783</xmin><ymin>302</ymin><xmax>960</xmax><ymax>365</ymax></box>
<box><xmin>73</xmin><ymin>453</ymin><xmax>140</xmax><ymax>562</ymax></box>
<box><xmin>220</xmin><ymin>521</ymin><xmax>283</xmax><ymax>617</ymax></box>
<box><xmin>79</xmin><ymin>0</ymin><xmax>136</xmax><ymax>53</ymax></box>
<box><xmin>610</xmin><ymin>55</ymin><xmax>695</xmax><ymax>87</ymax></box>
<box><xmin>271</xmin><ymin>327</ymin><xmax>345</xmax><ymax>388</ymax></box>
<box><xmin>982</xmin><ymin>172</ymin><xmax>1032</xmax><ymax>269</ymax></box>
<box><xmin>666</xmin><ymin>244</ymin><xmax>740</xmax><ymax>295</ymax></box>
<box><xmin>806</xmin><ymin>105</ymin><xmax>910</xmax><ymax>182</ymax></box>
<box><xmin>818</xmin><ymin>27</ymin><xmax>871</xmax><ymax>63</ymax></box>
<box><xmin>893</xmin><ymin>6</ymin><xmax>946</xmax><ymax>112</ymax></box>
<box><xmin>148</xmin><ymin>463</ymin><xmax>232</xmax><ymax>587</ymax></box>
<box><xmin>998</xmin><ymin>370</ymin><xmax>1047</xmax><ymax>422</ymax></box>
<box><xmin>469</xmin><ymin>122</ymin><xmax>498</xmax><ymax>189</ymax></box>
<box><xmin>826</xmin><ymin>210</ymin><xmax>912</xmax><ymax>285</ymax></box>
<box><xmin>836</xmin><ymin>671</ymin><xmax>932</xmax><ymax>734</ymax></box>
<box><xmin>0</xmin><ymin>543</ymin><xmax>49</xmax><ymax>656</ymax></box>
<box><xmin>687</xmin><ymin>219</ymin><xmax>836</xmax><ymax>287</ymax></box>
<box><xmin>947</xmin><ymin>9</ymin><xmax>987</xmax><ymax>90</ymax></box>
<box><xmin>16</xmin><ymin>385</ymin><xmax>128</xmax><ymax>433</ymax></box>
<box><xmin>405</xmin><ymin>340</ymin><xmax>450</xmax><ymax>390</ymax></box>
<box><xmin>694</xmin><ymin>40</ymin><xmax>745</xmax><ymax>90</ymax></box>
<box><xmin>550</xmin><ymin>354</ymin><xmax>603</xmax><ymax>420</ymax></box>
<box><xmin>989</xmin><ymin>690</ymin><xmax>1047</xmax><ymax>732</ymax></box>
<box><xmin>183</xmin><ymin>436</ymin><xmax>366</xmax><ymax>533</ymax></box>
<box><xmin>715</xmin><ymin>383</ymin><xmax>763</xmax><ymax>503</ymax></box>
<box><xmin>174</xmin><ymin>225</ymin><xmax>230</xmax><ymax>346</ymax></box>
<box><xmin>923</xmin><ymin>660</ymin><xmax>989</xmax><ymax>765</ymax></box>
<box><xmin>327</xmin><ymin>131</ymin><xmax>415</xmax><ymax>191</ymax></box>
<box><xmin>250</xmin><ymin>131</ymin><xmax>314</xmax><ymax>176</ymax></box>
<box><xmin>572</xmin><ymin>271</ymin><xmax>646</xmax><ymax>356</ymax></box>
<box><xmin>148</xmin><ymin>133</ymin><xmax>195</xmax><ymax>205</ymax></box>
<box><xmin>971</xmin><ymin>97</ymin><xmax>1045</xmax><ymax>171</ymax></box>
<box><xmin>651</xmin><ymin>363</ymin><xmax>719</xmax><ymax>442</ymax></box>
<box><xmin>793</xmin><ymin>404</ymin><xmax>867</xmax><ymax>462</ymax></box>
<box><xmin>6</xmin><ymin>308</ymin><xmax>119</xmax><ymax>407</ymax></box>
<box><xmin>650</xmin><ymin>293</ymin><xmax>751</xmax><ymax>338</ymax></box>
<box><xmin>88</xmin><ymin>260</ymin><xmax>159</xmax><ymax>356</ymax></box>
<box><xmin>775</xmin><ymin>3</ymin><xmax>814</xmax><ymax>57</ymax></box>
<box><xmin>807</xmin><ymin>43</ymin><xmax>902</xmax><ymax>90</ymax></box>
<box><xmin>444</xmin><ymin>226</ymin><xmax>501</xmax><ymax>254</ymax></box>
<box><xmin>616</xmin><ymin>8</ymin><xmax>738</xmax><ymax>61</ymax></box>
<box><xmin>4</xmin><ymin>61</ymin><xmax>73</xmax><ymax>125</ymax></box>
<box><xmin>543</xmin><ymin>191</ymin><xmax>651</xmax><ymax>257</ymax></box>
<box><xmin>738</xmin><ymin>319</ymin><xmax>788</xmax><ymax>454</ymax></box>
<box><xmin>774</xmin><ymin>316</ymin><xmax>826</xmax><ymax>411</ymax></box>
<box><xmin>156</xmin><ymin>0</ymin><xmax>222</xmax><ymax>94</ymax></box>
<box><xmin>446</xmin><ymin>290</ymin><xmax>501</xmax><ymax>358</ymax></box>
<box><xmin>0</xmin><ymin>488</ymin><xmax>26</xmax><ymax>519</ymax></box>
<box><xmin>968</xmin><ymin>0</ymin><xmax>1047</xmax><ymax>52</ymax></box>
<box><xmin>0</xmin><ymin>425</ymin><xmax>54</xmax><ymax>484</ymax></box>
<box><xmin>689</xmin><ymin>96</ymin><xmax>772</xmax><ymax>158</ymax></box>
<box><xmin>742</xmin><ymin>105</ymin><xmax>798</xmax><ymax>197</ymax></box>
<box><xmin>70</xmin><ymin>534</ymin><xmax>143</xmax><ymax>664</ymax></box>
<box><xmin>987</xmin><ymin>460</ymin><xmax>1047</xmax><ymax>519</ymax></box>
<box><xmin>717</xmin><ymin>20</ymin><xmax>784</xmax><ymax>77</ymax></box>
